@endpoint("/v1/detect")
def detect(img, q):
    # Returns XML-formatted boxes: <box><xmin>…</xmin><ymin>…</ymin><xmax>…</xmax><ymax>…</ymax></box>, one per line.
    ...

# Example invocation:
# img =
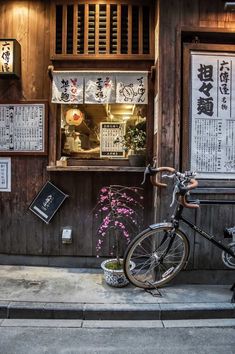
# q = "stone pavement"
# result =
<box><xmin>0</xmin><ymin>265</ymin><xmax>234</xmax><ymax>321</ymax></box>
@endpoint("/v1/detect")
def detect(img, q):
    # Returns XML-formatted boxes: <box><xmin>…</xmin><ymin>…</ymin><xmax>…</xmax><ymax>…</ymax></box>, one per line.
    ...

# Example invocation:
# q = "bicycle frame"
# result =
<box><xmin>172</xmin><ymin>201</ymin><xmax>235</xmax><ymax>259</ymax></box>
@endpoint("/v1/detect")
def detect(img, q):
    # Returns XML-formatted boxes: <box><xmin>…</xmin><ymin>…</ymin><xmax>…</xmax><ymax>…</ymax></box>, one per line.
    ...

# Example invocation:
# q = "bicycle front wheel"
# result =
<box><xmin>124</xmin><ymin>224</ymin><xmax>189</xmax><ymax>289</ymax></box>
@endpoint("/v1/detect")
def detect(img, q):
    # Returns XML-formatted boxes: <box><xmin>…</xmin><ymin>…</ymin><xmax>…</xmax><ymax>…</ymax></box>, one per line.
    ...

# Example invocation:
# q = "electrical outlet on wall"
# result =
<box><xmin>61</xmin><ymin>226</ymin><xmax>72</xmax><ymax>244</ymax></box>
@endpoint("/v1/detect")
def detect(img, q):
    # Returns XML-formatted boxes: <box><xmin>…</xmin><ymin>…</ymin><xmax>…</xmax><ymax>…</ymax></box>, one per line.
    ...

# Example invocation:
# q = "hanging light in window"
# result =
<box><xmin>65</xmin><ymin>108</ymin><xmax>84</xmax><ymax>126</ymax></box>
<box><xmin>224</xmin><ymin>2</ymin><xmax>235</xmax><ymax>11</ymax></box>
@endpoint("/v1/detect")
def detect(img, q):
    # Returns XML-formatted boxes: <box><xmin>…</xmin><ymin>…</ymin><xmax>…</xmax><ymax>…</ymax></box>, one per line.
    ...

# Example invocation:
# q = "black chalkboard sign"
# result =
<box><xmin>29</xmin><ymin>181</ymin><xmax>68</xmax><ymax>224</ymax></box>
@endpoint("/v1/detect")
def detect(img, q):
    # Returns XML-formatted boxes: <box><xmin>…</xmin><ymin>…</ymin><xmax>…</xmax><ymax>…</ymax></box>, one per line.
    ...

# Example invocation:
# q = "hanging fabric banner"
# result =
<box><xmin>52</xmin><ymin>72</ymin><xmax>84</xmax><ymax>104</ymax></box>
<box><xmin>116</xmin><ymin>73</ymin><xmax>148</xmax><ymax>104</ymax></box>
<box><xmin>51</xmin><ymin>71</ymin><xmax>148</xmax><ymax>104</ymax></box>
<box><xmin>84</xmin><ymin>74</ymin><xmax>116</xmax><ymax>104</ymax></box>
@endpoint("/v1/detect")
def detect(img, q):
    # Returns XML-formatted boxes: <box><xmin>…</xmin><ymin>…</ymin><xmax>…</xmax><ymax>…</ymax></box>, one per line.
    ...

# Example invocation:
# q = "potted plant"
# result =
<box><xmin>116</xmin><ymin>122</ymin><xmax>146</xmax><ymax>166</ymax></box>
<box><xmin>94</xmin><ymin>185</ymin><xmax>144</xmax><ymax>287</ymax></box>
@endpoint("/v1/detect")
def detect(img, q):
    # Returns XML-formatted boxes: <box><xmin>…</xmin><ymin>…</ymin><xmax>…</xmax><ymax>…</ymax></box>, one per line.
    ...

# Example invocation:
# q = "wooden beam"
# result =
<box><xmin>106</xmin><ymin>4</ymin><xmax>110</xmax><ymax>54</ymax></box>
<box><xmin>139</xmin><ymin>6</ymin><xmax>143</xmax><ymax>54</ymax></box>
<box><xmin>73</xmin><ymin>3</ymin><xmax>78</xmax><ymax>55</ymax></box>
<box><xmin>84</xmin><ymin>3</ymin><xmax>88</xmax><ymax>54</ymax></box>
<box><xmin>95</xmin><ymin>4</ymin><xmax>99</xmax><ymax>54</ymax></box>
<box><xmin>128</xmin><ymin>5</ymin><xmax>132</xmax><ymax>55</ymax></box>
<box><xmin>117</xmin><ymin>4</ymin><xmax>121</xmax><ymax>54</ymax></box>
<box><xmin>62</xmin><ymin>4</ymin><xmax>67</xmax><ymax>54</ymax></box>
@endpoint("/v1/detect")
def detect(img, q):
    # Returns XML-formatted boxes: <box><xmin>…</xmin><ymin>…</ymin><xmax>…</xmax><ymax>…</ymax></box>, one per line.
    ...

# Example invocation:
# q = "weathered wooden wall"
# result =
<box><xmin>0</xmin><ymin>0</ymin><xmax>234</xmax><ymax>274</ymax></box>
<box><xmin>0</xmin><ymin>1</ymin><xmax>152</xmax><ymax>263</ymax></box>
<box><xmin>157</xmin><ymin>0</ymin><xmax>235</xmax><ymax>270</ymax></box>
<box><xmin>0</xmin><ymin>1</ymin><xmax>51</xmax><ymax>257</ymax></box>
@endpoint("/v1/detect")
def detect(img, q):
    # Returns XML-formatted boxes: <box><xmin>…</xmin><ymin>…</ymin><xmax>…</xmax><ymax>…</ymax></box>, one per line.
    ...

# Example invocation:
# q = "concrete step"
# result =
<box><xmin>0</xmin><ymin>301</ymin><xmax>234</xmax><ymax>320</ymax></box>
<box><xmin>1</xmin><ymin>318</ymin><xmax>235</xmax><ymax>328</ymax></box>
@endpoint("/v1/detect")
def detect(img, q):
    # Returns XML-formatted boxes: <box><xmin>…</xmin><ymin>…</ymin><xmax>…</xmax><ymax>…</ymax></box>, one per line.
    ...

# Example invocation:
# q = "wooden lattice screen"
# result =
<box><xmin>50</xmin><ymin>1</ymin><xmax>154</xmax><ymax>60</ymax></box>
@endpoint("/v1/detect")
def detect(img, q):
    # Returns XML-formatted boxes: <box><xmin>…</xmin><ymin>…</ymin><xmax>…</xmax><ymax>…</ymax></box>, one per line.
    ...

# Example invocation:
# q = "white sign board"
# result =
<box><xmin>0</xmin><ymin>157</ymin><xmax>11</xmax><ymax>192</ymax></box>
<box><xmin>0</xmin><ymin>103</ymin><xmax>46</xmax><ymax>154</ymax></box>
<box><xmin>100</xmin><ymin>122</ymin><xmax>126</xmax><ymax>158</ymax></box>
<box><xmin>190</xmin><ymin>52</ymin><xmax>235</xmax><ymax>178</ymax></box>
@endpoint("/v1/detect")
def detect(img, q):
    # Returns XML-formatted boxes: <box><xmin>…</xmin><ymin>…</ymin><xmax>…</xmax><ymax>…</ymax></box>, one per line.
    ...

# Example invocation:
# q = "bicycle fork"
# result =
<box><xmin>153</xmin><ymin>230</ymin><xmax>178</xmax><ymax>276</ymax></box>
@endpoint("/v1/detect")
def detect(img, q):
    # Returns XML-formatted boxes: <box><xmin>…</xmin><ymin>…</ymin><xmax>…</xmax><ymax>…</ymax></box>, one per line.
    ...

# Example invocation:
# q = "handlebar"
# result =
<box><xmin>142</xmin><ymin>164</ymin><xmax>199</xmax><ymax>209</ymax></box>
<box><xmin>150</xmin><ymin>167</ymin><xmax>176</xmax><ymax>187</ymax></box>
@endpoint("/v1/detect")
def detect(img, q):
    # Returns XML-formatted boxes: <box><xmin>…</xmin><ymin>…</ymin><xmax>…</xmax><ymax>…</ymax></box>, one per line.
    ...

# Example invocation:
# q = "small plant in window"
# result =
<box><xmin>114</xmin><ymin>121</ymin><xmax>146</xmax><ymax>155</ymax></box>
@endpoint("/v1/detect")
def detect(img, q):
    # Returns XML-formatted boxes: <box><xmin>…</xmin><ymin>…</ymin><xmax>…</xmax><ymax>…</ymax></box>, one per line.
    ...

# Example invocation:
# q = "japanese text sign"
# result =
<box><xmin>190</xmin><ymin>51</ymin><xmax>235</xmax><ymax>178</ymax></box>
<box><xmin>52</xmin><ymin>72</ymin><xmax>148</xmax><ymax>104</ymax></box>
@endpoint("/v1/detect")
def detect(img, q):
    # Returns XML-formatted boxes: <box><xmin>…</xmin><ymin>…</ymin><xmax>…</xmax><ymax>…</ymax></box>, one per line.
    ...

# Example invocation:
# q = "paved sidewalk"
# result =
<box><xmin>0</xmin><ymin>265</ymin><xmax>234</xmax><ymax>320</ymax></box>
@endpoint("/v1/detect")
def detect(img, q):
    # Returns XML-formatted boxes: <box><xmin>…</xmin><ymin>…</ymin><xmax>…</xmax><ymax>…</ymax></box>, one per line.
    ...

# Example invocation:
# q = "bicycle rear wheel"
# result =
<box><xmin>124</xmin><ymin>224</ymin><xmax>189</xmax><ymax>289</ymax></box>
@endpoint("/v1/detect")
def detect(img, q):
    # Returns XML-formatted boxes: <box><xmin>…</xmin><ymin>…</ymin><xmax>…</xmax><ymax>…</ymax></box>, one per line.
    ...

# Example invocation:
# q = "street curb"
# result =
<box><xmin>0</xmin><ymin>301</ymin><xmax>234</xmax><ymax>320</ymax></box>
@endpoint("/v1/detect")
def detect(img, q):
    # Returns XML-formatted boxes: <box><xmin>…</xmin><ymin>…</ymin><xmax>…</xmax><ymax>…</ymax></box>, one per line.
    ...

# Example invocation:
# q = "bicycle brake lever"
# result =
<box><xmin>141</xmin><ymin>165</ymin><xmax>155</xmax><ymax>185</ymax></box>
<box><xmin>170</xmin><ymin>184</ymin><xmax>179</xmax><ymax>207</ymax></box>
<box><xmin>141</xmin><ymin>165</ymin><xmax>150</xmax><ymax>184</ymax></box>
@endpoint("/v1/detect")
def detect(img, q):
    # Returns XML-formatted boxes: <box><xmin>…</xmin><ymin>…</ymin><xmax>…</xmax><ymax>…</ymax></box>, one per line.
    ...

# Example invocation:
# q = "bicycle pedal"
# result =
<box><xmin>145</xmin><ymin>287</ymin><xmax>162</xmax><ymax>297</ymax></box>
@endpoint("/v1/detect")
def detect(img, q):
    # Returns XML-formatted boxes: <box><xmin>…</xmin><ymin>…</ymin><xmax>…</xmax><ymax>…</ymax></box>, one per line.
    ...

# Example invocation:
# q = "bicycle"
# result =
<box><xmin>123</xmin><ymin>165</ymin><xmax>235</xmax><ymax>290</ymax></box>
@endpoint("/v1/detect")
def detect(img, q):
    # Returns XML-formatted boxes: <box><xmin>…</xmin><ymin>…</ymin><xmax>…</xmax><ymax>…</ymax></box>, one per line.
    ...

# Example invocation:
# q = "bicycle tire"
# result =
<box><xmin>124</xmin><ymin>223</ymin><xmax>190</xmax><ymax>289</ymax></box>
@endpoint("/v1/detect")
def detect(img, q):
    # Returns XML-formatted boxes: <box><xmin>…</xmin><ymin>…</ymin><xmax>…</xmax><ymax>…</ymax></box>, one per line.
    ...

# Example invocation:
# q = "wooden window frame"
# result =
<box><xmin>47</xmin><ymin>69</ymin><xmax>154</xmax><ymax>171</ymax></box>
<box><xmin>50</xmin><ymin>0</ymin><xmax>155</xmax><ymax>61</ymax></box>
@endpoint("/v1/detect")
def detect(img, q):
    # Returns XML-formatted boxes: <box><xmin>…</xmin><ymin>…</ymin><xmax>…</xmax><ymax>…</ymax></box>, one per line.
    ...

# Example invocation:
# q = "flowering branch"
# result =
<box><xmin>93</xmin><ymin>185</ymin><xmax>144</xmax><ymax>264</ymax></box>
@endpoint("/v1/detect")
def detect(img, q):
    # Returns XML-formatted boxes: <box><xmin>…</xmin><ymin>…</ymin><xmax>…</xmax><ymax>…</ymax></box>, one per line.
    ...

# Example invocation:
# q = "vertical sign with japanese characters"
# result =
<box><xmin>100</xmin><ymin>122</ymin><xmax>126</xmax><ymax>158</ymax></box>
<box><xmin>0</xmin><ymin>157</ymin><xmax>11</xmax><ymax>192</ymax></box>
<box><xmin>0</xmin><ymin>40</ymin><xmax>13</xmax><ymax>73</ymax></box>
<box><xmin>116</xmin><ymin>74</ymin><xmax>148</xmax><ymax>104</ymax></box>
<box><xmin>52</xmin><ymin>72</ymin><xmax>84</xmax><ymax>104</ymax></box>
<box><xmin>190</xmin><ymin>52</ymin><xmax>235</xmax><ymax>178</ymax></box>
<box><xmin>85</xmin><ymin>75</ymin><xmax>115</xmax><ymax>104</ymax></box>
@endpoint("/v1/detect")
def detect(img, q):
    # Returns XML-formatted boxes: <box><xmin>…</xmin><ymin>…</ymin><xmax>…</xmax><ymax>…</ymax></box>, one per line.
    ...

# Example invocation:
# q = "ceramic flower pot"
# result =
<box><xmin>128</xmin><ymin>153</ymin><xmax>146</xmax><ymax>167</ymax></box>
<box><xmin>101</xmin><ymin>259</ymin><xmax>135</xmax><ymax>287</ymax></box>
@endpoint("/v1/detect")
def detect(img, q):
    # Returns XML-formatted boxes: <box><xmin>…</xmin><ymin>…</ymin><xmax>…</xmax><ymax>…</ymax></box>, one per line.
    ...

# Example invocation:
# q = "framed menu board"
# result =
<box><xmin>100</xmin><ymin>122</ymin><xmax>126</xmax><ymax>158</ymax></box>
<box><xmin>0</xmin><ymin>101</ymin><xmax>47</xmax><ymax>155</ymax></box>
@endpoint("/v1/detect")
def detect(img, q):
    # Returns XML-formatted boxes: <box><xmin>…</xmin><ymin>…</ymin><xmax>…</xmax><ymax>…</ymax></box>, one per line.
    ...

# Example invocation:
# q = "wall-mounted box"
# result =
<box><xmin>0</xmin><ymin>39</ymin><xmax>21</xmax><ymax>79</ymax></box>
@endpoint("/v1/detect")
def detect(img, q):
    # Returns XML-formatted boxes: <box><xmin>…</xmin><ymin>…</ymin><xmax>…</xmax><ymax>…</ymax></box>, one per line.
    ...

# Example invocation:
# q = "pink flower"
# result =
<box><xmin>94</xmin><ymin>185</ymin><xmax>144</xmax><ymax>257</ymax></box>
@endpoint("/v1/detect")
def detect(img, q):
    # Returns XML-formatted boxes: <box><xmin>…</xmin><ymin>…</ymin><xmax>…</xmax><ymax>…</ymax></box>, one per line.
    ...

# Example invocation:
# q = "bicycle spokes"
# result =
<box><xmin>124</xmin><ymin>226</ymin><xmax>189</xmax><ymax>288</ymax></box>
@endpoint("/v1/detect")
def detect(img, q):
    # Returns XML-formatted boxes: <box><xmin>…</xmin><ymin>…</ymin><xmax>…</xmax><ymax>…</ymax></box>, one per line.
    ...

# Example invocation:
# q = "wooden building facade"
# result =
<box><xmin>0</xmin><ymin>0</ymin><xmax>234</xmax><ymax>281</ymax></box>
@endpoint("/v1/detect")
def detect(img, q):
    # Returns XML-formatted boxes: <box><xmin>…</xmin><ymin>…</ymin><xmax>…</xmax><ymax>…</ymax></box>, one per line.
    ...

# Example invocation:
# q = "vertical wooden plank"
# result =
<box><xmin>139</xmin><ymin>6</ymin><xmax>143</xmax><ymax>55</ymax></box>
<box><xmin>73</xmin><ymin>2</ymin><xmax>78</xmax><ymax>55</ymax></box>
<box><xmin>84</xmin><ymin>3</ymin><xmax>88</xmax><ymax>54</ymax></box>
<box><xmin>27</xmin><ymin>1</ymin><xmax>45</xmax><ymax>98</ymax></box>
<box><xmin>49</xmin><ymin>1</ymin><xmax>56</xmax><ymax>58</ymax></box>
<box><xmin>12</xmin><ymin>1</ymin><xmax>29</xmax><ymax>99</ymax></box>
<box><xmin>95</xmin><ymin>3</ymin><xmax>99</xmax><ymax>55</ymax></box>
<box><xmin>48</xmin><ymin>103</ymin><xmax>58</xmax><ymax>166</ymax></box>
<box><xmin>2</xmin><ymin>1</ymin><xmax>13</xmax><ymax>38</ymax></box>
<box><xmin>149</xmin><ymin>1</ymin><xmax>155</xmax><ymax>58</ymax></box>
<box><xmin>62</xmin><ymin>4</ymin><xmax>67</xmax><ymax>54</ymax></box>
<box><xmin>106</xmin><ymin>4</ymin><xmax>110</xmax><ymax>54</ymax></box>
<box><xmin>180</xmin><ymin>0</ymin><xmax>200</xmax><ymax>26</ymax></box>
<box><xmin>174</xmin><ymin>27</ymin><xmax>182</xmax><ymax>171</ymax></box>
<box><xmin>158</xmin><ymin>0</ymin><xmax>181</xmax><ymax>222</ymax></box>
<box><xmin>128</xmin><ymin>4</ymin><xmax>132</xmax><ymax>55</ymax></box>
<box><xmin>42</xmin><ymin>1</ymin><xmax>51</xmax><ymax>99</ymax></box>
<box><xmin>117</xmin><ymin>4</ymin><xmax>121</xmax><ymax>54</ymax></box>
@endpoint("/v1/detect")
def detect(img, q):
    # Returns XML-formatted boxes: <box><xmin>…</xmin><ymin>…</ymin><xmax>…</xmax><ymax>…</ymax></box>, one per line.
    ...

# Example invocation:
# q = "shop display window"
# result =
<box><xmin>60</xmin><ymin>103</ymin><xmax>147</xmax><ymax>162</ymax></box>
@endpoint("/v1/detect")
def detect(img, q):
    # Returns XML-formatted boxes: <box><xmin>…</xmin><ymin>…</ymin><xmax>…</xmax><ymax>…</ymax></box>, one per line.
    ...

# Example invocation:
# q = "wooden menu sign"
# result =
<box><xmin>0</xmin><ymin>101</ymin><xmax>47</xmax><ymax>155</ymax></box>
